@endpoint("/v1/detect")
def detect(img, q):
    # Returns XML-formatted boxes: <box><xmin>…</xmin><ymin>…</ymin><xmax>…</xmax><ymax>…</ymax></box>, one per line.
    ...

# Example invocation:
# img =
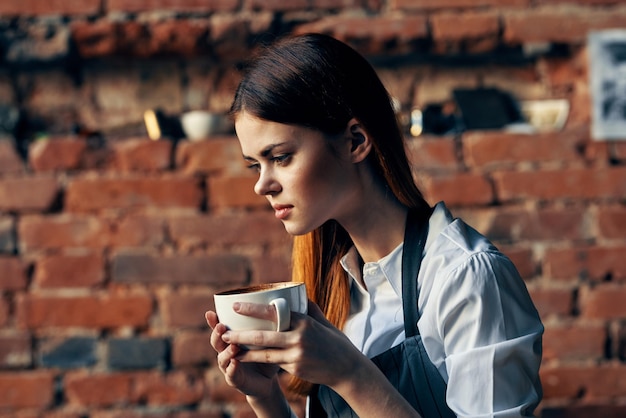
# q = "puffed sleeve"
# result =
<box><xmin>434</xmin><ymin>251</ymin><xmax>543</xmax><ymax>417</ymax></box>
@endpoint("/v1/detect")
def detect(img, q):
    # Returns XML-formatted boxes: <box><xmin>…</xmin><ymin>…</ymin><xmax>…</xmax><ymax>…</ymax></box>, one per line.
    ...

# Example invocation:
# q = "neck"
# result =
<box><xmin>338</xmin><ymin>189</ymin><xmax>409</xmax><ymax>264</ymax></box>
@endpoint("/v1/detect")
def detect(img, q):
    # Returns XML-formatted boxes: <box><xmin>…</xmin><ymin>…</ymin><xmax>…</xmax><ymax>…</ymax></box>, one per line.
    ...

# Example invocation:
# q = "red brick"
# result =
<box><xmin>540</xmin><ymin>405</ymin><xmax>626</xmax><ymax>418</ymax></box>
<box><xmin>0</xmin><ymin>141</ymin><xmax>24</xmax><ymax>174</ymax></box>
<box><xmin>611</xmin><ymin>141</ymin><xmax>626</xmax><ymax>161</ymax></box>
<box><xmin>18</xmin><ymin>215</ymin><xmax>107</xmax><ymax>251</ymax></box>
<box><xmin>91</xmin><ymin>411</ymin><xmax>222</xmax><ymax>418</ymax></box>
<box><xmin>132</xmin><ymin>371</ymin><xmax>204</xmax><ymax>406</ymax></box>
<box><xmin>33</xmin><ymin>251</ymin><xmax>104</xmax><ymax>288</ymax></box>
<box><xmin>542</xmin><ymin>323</ymin><xmax>606</xmax><ymax>361</ymax></box>
<box><xmin>107</xmin><ymin>0</ymin><xmax>239</xmax><ymax>13</ymax></box>
<box><xmin>159</xmin><ymin>291</ymin><xmax>215</xmax><ymax>328</ymax></box>
<box><xmin>294</xmin><ymin>15</ymin><xmax>429</xmax><ymax>52</ymax></box>
<box><xmin>111</xmin><ymin>138</ymin><xmax>172</xmax><ymax>172</ymax></box>
<box><xmin>391</xmin><ymin>0</ymin><xmax>528</xmax><ymax>9</ymax></box>
<box><xmin>423</xmin><ymin>172</ymin><xmax>493</xmax><ymax>206</ymax></box>
<box><xmin>528</xmin><ymin>287</ymin><xmax>573</xmax><ymax>318</ymax></box>
<box><xmin>580</xmin><ymin>284</ymin><xmax>626</xmax><ymax>320</ymax></box>
<box><xmin>504</xmin><ymin>8</ymin><xmax>626</xmax><ymax>44</ymax></box>
<box><xmin>311</xmin><ymin>0</ymin><xmax>363</xmax><ymax>8</ymax></box>
<box><xmin>109</xmin><ymin>215</ymin><xmax>166</xmax><ymax>248</ymax></box>
<box><xmin>0</xmin><ymin>299</ymin><xmax>7</xmax><ymax>327</ymax></box>
<box><xmin>112</xmin><ymin>252</ymin><xmax>249</xmax><ymax>286</ymax></box>
<box><xmin>0</xmin><ymin>257</ymin><xmax>27</xmax><ymax>291</ymax></box>
<box><xmin>65</xmin><ymin>176</ymin><xmax>202</xmax><ymax>212</ymax></box>
<box><xmin>71</xmin><ymin>20</ymin><xmax>122</xmax><ymax>58</ymax></box>
<box><xmin>73</xmin><ymin>19</ymin><xmax>215</xmax><ymax>58</ymax></box>
<box><xmin>431</xmin><ymin>12</ymin><xmax>500</xmax><ymax>41</ymax></box>
<box><xmin>0</xmin><ymin>217</ymin><xmax>14</xmax><ymax>253</ymax></box>
<box><xmin>149</xmin><ymin>20</ymin><xmax>213</xmax><ymax>57</ymax></box>
<box><xmin>541</xmin><ymin>364</ymin><xmax>626</xmax><ymax>400</ymax></box>
<box><xmin>209</xmin><ymin>15</ymin><xmax>271</xmax><ymax>61</ymax></box>
<box><xmin>168</xmin><ymin>212</ymin><xmax>289</xmax><ymax>247</ymax></box>
<box><xmin>463</xmin><ymin>129</ymin><xmax>584</xmax><ymax>168</ymax></box>
<box><xmin>250</xmin><ymin>253</ymin><xmax>292</xmax><ymax>284</ymax></box>
<box><xmin>0</xmin><ymin>176</ymin><xmax>59</xmax><ymax>212</ymax></box>
<box><xmin>65</xmin><ymin>372</ymin><xmax>133</xmax><ymax>407</ymax></box>
<box><xmin>16</xmin><ymin>294</ymin><xmax>153</xmax><ymax>329</ymax></box>
<box><xmin>485</xmin><ymin>207</ymin><xmax>587</xmax><ymax>242</ymax></box>
<box><xmin>500</xmin><ymin>247</ymin><xmax>535</xmax><ymax>280</ymax></box>
<box><xmin>28</xmin><ymin>137</ymin><xmax>87</xmax><ymax>172</ymax></box>
<box><xmin>172</xmin><ymin>331</ymin><xmax>214</xmax><ymax>367</ymax></box>
<box><xmin>405</xmin><ymin>136</ymin><xmax>459</xmax><ymax>170</ymax></box>
<box><xmin>175</xmin><ymin>137</ymin><xmax>248</xmax><ymax>175</ymax></box>
<box><xmin>493</xmin><ymin>167</ymin><xmax>626</xmax><ymax>202</ymax></box>
<box><xmin>0</xmin><ymin>0</ymin><xmax>100</xmax><ymax>16</ymax></box>
<box><xmin>598</xmin><ymin>206</ymin><xmax>626</xmax><ymax>240</ymax></box>
<box><xmin>246</xmin><ymin>0</ymin><xmax>308</xmax><ymax>10</ymax></box>
<box><xmin>207</xmin><ymin>175</ymin><xmax>268</xmax><ymax>209</ymax></box>
<box><xmin>3</xmin><ymin>411</ymin><xmax>83</xmax><ymax>418</ymax></box>
<box><xmin>0</xmin><ymin>371</ymin><xmax>54</xmax><ymax>409</ymax></box>
<box><xmin>544</xmin><ymin>246</ymin><xmax>626</xmax><ymax>282</ymax></box>
<box><xmin>0</xmin><ymin>333</ymin><xmax>31</xmax><ymax>368</ymax></box>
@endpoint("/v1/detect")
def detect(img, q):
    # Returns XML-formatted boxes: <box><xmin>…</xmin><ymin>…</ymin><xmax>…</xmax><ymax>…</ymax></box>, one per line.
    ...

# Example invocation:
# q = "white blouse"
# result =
<box><xmin>340</xmin><ymin>201</ymin><xmax>543</xmax><ymax>417</ymax></box>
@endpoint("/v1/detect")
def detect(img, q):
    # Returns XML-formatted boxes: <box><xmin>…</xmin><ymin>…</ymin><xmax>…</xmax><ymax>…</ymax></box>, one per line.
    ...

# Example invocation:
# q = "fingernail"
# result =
<box><xmin>222</xmin><ymin>331</ymin><xmax>231</xmax><ymax>342</ymax></box>
<box><xmin>232</xmin><ymin>302</ymin><xmax>241</xmax><ymax>311</ymax></box>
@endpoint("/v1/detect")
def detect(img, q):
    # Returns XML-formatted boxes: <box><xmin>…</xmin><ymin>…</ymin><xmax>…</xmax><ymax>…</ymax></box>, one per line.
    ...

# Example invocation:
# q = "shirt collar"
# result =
<box><xmin>340</xmin><ymin>201</ymin><xmax>454</xmax><ymax>297</ymax></box>
<box><xmin>341</xmin><ymin>241</ymin><xmax>404</xmax><ymax>298</ymax></box>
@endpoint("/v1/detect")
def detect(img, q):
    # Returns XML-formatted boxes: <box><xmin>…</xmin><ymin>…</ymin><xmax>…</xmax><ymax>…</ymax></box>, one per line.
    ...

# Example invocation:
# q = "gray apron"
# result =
<box><xmin>310</xmin><ymin>208</ymin><xmax>456</xmax><ymax>418</ymax></box>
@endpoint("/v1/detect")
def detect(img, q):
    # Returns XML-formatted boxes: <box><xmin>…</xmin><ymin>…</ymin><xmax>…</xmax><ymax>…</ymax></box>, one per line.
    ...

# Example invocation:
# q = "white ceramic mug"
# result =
<box><xmin>214</xmin><ymin>282</ymin><xmax>307</xmax><ymax>346</ymax></box>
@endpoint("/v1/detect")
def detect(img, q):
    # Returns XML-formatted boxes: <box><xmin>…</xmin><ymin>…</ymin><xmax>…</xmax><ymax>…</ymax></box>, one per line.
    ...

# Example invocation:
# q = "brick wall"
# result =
<box><xmin>1</xmin><ymin>1</ymin><xmax>626</xmax><ymax>417</ymax></box>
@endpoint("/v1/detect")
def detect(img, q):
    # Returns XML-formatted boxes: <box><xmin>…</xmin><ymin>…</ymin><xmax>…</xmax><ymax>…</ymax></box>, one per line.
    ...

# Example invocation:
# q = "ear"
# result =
<box><xmin>345</xmin><ymin>118</ymin><xmax>372</xmax><ymax>164</ymax></box>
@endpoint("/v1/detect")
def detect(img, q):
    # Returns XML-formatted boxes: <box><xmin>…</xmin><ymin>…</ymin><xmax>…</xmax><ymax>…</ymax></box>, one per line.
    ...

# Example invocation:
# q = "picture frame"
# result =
<box><xmin>589</xmin><ymin>29</ymin><xmax>626</xmax><ymax>141</ymax></box>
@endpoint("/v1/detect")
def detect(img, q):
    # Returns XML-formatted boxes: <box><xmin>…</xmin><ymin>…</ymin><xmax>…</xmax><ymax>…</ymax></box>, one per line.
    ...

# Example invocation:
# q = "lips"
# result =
<box><xmin>273</xmin><ymin>205</ymin><xmax>293</xmax><ymax>220</ymax></box>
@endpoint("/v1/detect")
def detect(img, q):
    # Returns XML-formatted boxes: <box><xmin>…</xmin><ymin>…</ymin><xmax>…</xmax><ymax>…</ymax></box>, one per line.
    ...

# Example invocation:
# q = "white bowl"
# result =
<box><xmin>180</xmin><ymin>110</ymin><xmax>232</xmax><ymax>141</ymax></box>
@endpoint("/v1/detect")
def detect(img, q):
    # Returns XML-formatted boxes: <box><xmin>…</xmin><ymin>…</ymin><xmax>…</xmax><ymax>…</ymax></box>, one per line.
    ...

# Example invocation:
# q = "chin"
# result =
<box><xmin>281</xmin><ymin>221</ymin><xmax>313</xmax><ymax>236</ymax></box>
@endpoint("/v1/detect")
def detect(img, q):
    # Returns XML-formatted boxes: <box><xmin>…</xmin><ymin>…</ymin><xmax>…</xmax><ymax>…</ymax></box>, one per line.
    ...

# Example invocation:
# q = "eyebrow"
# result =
<box><xmin>242</xmin><ymin>142</ymin><xmax>286</xmax><ymax>160</ymax></box>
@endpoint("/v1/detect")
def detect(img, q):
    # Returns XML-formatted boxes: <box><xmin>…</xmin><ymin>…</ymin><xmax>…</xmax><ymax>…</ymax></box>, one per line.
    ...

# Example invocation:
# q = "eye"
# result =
<box><xmin>271</xmin><ymin>154</ymin><xmax>291</xmax><ymax>165</ymax></box>
<box><xmin>245</xmin><ymin>161</ymin><xmax>261</xmax><ymax>172</ymax></box>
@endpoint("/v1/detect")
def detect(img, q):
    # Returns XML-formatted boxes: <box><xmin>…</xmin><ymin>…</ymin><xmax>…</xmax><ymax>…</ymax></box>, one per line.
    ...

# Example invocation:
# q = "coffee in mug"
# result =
<box><xmin>214</xmin><ymin>282</ymin><xmax>307</xmax><ymax>341</ymax></box>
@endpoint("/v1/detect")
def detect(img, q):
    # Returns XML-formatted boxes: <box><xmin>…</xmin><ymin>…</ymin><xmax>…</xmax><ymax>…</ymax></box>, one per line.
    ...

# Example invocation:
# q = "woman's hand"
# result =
<box><xmin>219</xmin><ymin>300</ymin><xmax>366</xmax><ymax>389</ymax></box>
<box><xmin>213</xmin><ymin>300</ymin><xmax>422</xmax><ymax>418</ymax></box>
<box><xmin>205</xmin><ymin>310</ymin><xmax>281</xmax><ymax>398</ymax></box>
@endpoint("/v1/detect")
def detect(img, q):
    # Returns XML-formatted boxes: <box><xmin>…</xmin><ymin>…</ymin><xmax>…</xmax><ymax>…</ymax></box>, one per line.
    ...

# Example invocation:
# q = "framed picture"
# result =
<box><xmin>589</xmin><ymin>29</ymin><xmax>626</xmax><ymax>141</ymax></box>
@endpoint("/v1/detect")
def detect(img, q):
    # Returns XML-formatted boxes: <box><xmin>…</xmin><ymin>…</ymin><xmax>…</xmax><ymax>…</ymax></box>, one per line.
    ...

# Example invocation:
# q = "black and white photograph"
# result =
<box><xmin>589</xmin><ymin>29</ymin><xmax>626</xmax><ymax>140</ymax></box>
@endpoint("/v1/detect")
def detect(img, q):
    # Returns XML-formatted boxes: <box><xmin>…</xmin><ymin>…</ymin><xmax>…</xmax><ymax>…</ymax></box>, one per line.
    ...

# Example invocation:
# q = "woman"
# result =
<box><xmin>206</xmin><ymin>33</ymin><xmax>543</xmax><ymax>418</ymax></box>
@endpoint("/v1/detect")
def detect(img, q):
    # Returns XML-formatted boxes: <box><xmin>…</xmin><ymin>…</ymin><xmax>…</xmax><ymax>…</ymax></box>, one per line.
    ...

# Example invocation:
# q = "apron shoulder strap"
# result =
<box><xmin>401</xmin><ymin>207</ymin><xmax>433</xmax><ymax>338</ymax></box>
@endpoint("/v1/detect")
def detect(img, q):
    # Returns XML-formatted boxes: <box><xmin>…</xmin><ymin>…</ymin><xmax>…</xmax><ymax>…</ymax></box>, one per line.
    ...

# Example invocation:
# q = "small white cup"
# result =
<box><xmin>180</xmin><ymin>110</ymin><xmax>232</xmax><ymax>141</ymax></box>
<box><xmin>214</xmin><ymin>282</ymin><xmax>307</xmax><ymax>348</ymax></box>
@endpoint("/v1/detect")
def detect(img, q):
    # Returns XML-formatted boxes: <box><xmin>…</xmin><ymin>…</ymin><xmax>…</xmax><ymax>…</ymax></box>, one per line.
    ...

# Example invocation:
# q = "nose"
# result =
<box><xmin>253</xmin><ymin>167</ymin><xmax>281</xmax><ymax>196</ymax></box>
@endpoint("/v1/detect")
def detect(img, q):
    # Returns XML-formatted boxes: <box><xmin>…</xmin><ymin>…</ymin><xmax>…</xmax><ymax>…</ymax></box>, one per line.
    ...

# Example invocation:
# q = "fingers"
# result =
<box><xmin>210</xmin><ymin>321</ymin><xmax>230</xmax><ymax>353</ymax></box>
<box><xmin>217</xmin><ymin>343</ymin><xmax>242</xmax><ymax>372</ymax></box>
<box><xmin>237</xmin><ymin>347</ymin><xmax>283</xmax><ymax>365</ymax></box>
<box><xmin>223</xmin><ymin>328</ymin><xmax>288</xmax><ymax>350</ymax></box>
<box><xmin>205</xmin><ymin>311</ymin><xmax>218</xmax><ymax>328</ymax></box>
<box><xmin>233</xmin><ymin>302</ymin><xmax>277</xmax><ymax>321</ymax></box>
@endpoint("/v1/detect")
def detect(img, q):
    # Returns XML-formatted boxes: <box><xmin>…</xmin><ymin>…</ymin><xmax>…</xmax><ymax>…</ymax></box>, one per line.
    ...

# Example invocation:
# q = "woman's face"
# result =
<box><xmin>235</xmin><ymin>111</ymin><xmax>358</xmax><ymax>235</ymax></box>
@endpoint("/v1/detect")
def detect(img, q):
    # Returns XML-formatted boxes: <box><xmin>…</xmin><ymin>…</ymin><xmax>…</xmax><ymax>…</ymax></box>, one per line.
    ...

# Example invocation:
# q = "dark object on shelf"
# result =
<box><xmin>143</xmin><ymin>109</ymin><xmax>185</xmax><ymax>141</ymax></box>
<box><xmin>421</xmin><ymin>103</ymin><xmax>462</xmax><ymax>135</ymax></box>
<box><xmin>453</xmin><ymin>88</ymin><xmax>523</xmax><ymax>130</ymax></box>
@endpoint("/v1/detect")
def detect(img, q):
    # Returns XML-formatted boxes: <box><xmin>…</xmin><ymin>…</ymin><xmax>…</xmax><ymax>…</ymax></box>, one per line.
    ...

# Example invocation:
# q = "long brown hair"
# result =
<box><xmin>230</xmin><ymin>33</ymin><xmax>430</xmax><ymax>395</ymax></box>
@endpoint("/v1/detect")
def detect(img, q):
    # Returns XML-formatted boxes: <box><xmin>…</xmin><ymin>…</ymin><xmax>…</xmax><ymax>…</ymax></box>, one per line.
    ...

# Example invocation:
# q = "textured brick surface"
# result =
<box><xmin>0</xmin><ymin>177</ymin><xmax>59</xmax><ymax>212</ymax></box>
<box><xmin>39</xmin><ymin>337</ymin><xmax>97</xmax><ymax>369</ymax></box>
<box><xmin>107</xmin><ymin>338</ymin><xmax>169</xmax><ymax>370</ymax></box>
<box><xmin>111</xmin><ymin>252</ymin><xmax>249</xmax><ymax>286</ymax></box>
<box><xmin>0</xmin><ymin>0</ymin><xmax>625</xmax><ymax>416</ymax></box>
<box><xmin>0</xmin><ymin>333</ymin><xmax>31</xmax><ymax>368</ymax></box>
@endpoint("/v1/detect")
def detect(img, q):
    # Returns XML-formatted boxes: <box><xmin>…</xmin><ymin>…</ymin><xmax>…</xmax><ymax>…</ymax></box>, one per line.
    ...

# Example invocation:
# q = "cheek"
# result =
<box><xmin>299</xmin><ymin>159</ymin><xmax>346</xmax><ymax>199</ymax></box>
